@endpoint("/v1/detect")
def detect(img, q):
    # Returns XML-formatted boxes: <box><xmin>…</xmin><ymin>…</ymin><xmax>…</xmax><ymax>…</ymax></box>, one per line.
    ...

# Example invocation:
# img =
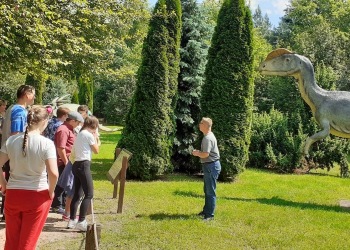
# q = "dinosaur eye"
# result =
<box><xmin>285</xmin><ymin>58</ymin><xmax>290</xmax><ymax>62</ymax></box>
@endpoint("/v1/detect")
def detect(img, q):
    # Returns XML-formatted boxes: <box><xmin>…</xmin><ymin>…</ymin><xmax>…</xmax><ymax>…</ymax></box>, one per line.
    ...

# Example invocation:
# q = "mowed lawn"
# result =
<box><xmin>40</xmin><ymin>130</ymin><xmax>350</xmax><ymax>250</ymax></box>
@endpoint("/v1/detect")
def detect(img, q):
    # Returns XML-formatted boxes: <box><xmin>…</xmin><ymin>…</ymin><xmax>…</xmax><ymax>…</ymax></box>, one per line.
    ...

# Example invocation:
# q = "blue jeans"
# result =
<box><xmin>202</xmin><ymin>161</ymin><xmax>221</xmax><ymax>217</ymax></box>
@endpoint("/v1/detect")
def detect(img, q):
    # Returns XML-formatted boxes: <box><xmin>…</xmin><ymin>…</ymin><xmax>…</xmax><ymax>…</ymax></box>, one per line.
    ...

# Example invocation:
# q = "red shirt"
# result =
<box><xmin>54</xmin><ymin>122</ymin><xmax>76</xmax><ymax>167</ymax></box>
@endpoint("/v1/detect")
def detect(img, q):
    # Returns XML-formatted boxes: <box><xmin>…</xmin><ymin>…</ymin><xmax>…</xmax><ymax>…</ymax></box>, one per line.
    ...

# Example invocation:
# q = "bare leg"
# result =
<box><xmin>65</xmin><ymin>197</ymin><xmax>72</xmax><ymax>215</ymax></box>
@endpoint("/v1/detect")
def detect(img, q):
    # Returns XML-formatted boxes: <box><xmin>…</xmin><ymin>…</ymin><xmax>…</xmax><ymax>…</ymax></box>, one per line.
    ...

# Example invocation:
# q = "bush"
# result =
<box><xmin>249</xmin><ymin>108</ymin><xmax>305</xmax><ymax>173</ymax></box>
<box><xmin>94</xmin><ymin>75</ymin><xmax>136</xmax><ymax>125</ymax></box>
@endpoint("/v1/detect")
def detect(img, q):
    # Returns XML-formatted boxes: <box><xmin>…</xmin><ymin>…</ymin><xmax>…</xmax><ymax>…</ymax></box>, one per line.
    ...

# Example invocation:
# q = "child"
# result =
<box><xmin>0</xmin><ymin>105</ymin><xmax>59</xmax><ymax>249</ymax></box>
<box><xmin>67</xmin><ymin>116</ymin><xmax>100</xmax><ymax>231</ymax></box>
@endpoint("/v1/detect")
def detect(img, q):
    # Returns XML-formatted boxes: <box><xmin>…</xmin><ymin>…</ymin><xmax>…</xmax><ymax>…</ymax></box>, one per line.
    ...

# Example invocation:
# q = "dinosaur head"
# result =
<box><xmin>259</xmin><ymin>48</ymin><xmax>302</xmax><ymax>77</ymax></box>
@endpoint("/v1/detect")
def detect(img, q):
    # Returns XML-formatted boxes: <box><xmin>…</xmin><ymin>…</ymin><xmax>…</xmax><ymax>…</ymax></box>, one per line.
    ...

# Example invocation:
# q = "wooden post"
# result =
<box><xmin>85</xmin><ymin>224</ymin><xmax>102</xmax><ymax>250</ymax></box>
<box><xmin>110</xmin><ymin>147</ymin><xmax>131</xmax><ymax>213</ymax></box>
<box><xmin>113</xmin><ymin>148</ymin><xmax>122</xmax><ymax>199</ymax></box>
<box><xmin>117</xmin><ymin>156</ymin><xmax>128</xmax><ymax>213</ymax></box>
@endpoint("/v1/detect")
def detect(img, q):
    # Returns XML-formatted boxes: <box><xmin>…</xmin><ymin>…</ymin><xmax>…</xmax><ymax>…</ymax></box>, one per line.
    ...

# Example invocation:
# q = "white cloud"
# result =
<box><xmin>248</xmin><ymin>0</ymin><xmax>268</xmax><ymax>10</ymax></box>
<box><xmin>248</xmin><ymin>0</ymin><xmax>289</xmax><ymax>26</ymax></box>
<box><xmin>272</xmin><ymin>0</ymin><xmax>289</xmax><ymax>16</ymax></box>
<box><xmin>249</xmin><ymin>0</ymin><xmax>288</xmax><ymax>14</ymax></box>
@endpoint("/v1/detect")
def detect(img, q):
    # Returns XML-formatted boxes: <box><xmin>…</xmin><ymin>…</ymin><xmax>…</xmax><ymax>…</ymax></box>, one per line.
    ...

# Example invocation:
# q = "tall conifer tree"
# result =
<box><xmin>201</xmin><ymin>0</ymin><xmax>254</xmax><ymax>180</ymax></box>
<box><xmin>118</xmin><ymin>0</ymin><xmax>181</xmax><ymax>180</ymax></box>
<box><xmin>77</xmin><ymin>75</ymin><xmax>94</xmax><ymax>111</ymax></box>
<box><xmin>25</xmin><ymin>72</ymin><xmax>47</xmax><ymax>104</ymax></box>
<box><xmin>172</xmin><ymin>0</ymin><xmax>212</xmax><ymax>173</ymax></box>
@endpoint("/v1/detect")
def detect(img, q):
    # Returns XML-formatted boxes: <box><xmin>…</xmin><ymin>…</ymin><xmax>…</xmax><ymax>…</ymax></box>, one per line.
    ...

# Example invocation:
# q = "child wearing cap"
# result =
<box><xmin>51</xmin><ymin>111</ymin><xmax>84</xmax><ymax>215</ymax></box>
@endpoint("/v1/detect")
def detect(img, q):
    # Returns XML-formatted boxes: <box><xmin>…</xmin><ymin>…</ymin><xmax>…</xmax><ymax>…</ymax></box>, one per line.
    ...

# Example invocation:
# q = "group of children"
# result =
<box><xmin>47</xmin><ymin>105</ymin><xmax>100</xmax><ymax>231</ymax></box>
<box><xmin>48</xmin><ymin>105</ymin><xmax>100</xmax><ymax>231</ymax></box>
<box><xmin>0</xmin><ymin>84</ymin><xmax>100</xmax><ymax>249</ymax></box>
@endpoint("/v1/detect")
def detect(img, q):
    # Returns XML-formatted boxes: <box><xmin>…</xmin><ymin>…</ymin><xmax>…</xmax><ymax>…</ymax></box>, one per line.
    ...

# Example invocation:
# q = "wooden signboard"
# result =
<box><xmin>107</xmin><ymin>148</ymin><xmax>132</xmax><ymax>213</ymax></box>
<box><xmin>107</xmin><ymin>148</ymin><xmax>132</xmax><ymax>183</ymax></box>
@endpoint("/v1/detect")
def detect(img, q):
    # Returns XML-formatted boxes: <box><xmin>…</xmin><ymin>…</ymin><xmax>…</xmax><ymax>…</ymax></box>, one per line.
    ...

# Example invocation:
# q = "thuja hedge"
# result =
<box><xmin>117</xmin><ymin>0</ymin><xmax>181</xmax><ymax>180</ymax></box>
<box><xmin>201</xmin><ymin>0</ymin><xmax>254</xmax><ymax>181</ymax></box>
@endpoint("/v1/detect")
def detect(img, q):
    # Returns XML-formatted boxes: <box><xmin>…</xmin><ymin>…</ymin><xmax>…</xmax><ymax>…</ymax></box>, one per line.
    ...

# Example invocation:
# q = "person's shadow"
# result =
<box><xmin>173</xmin><ymin>190</ymin><xmax>349</xmax><ymax>213</ymax></box>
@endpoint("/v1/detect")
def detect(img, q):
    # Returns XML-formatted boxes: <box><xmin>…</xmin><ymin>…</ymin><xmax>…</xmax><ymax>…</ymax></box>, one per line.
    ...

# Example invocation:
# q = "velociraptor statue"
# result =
<box><xmin>49</xmin><ymin>94</ymin><xmax>120</xmax><ymax>132</ymax></box>
<box><xmin>259</xmin><ymin>48</ymin><xmax>350</xmax><ymax>155</ymax></box>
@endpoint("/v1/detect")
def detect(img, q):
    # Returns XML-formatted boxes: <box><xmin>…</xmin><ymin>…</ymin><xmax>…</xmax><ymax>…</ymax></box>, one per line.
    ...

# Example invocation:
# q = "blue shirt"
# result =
<box><xmin>10</xmin><ymin>105</ymin><xmax>27</xmax><ymax>133</ymax></box>
<box><xmin>44</xmin><ymin>117</ymin><xmax>63</xmax><ymax>141</ymax></box>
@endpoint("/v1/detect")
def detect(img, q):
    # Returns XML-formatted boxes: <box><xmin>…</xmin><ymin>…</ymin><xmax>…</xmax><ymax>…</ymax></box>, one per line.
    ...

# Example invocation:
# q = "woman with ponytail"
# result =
<box><xmin>0</xmin><ymin>105</ymin><xmax>59</xmax><ymax>250</ymax></box>
<box><xmin>1</xmin><ymin>84</ymin><xmax>35</xmax><ymax>220</ymax></box>
<box><xmin>68</xmin><ymin>116</ymin><xmax>100</xmax><ymax>231</ymax></box>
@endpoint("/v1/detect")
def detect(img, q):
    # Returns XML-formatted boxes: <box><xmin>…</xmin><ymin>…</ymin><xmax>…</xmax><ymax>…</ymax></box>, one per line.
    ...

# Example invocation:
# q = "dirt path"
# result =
<box><xmin>0</xmin><ymin>212</ymin><xmax>81</xmax><ymax>249</ymax></box>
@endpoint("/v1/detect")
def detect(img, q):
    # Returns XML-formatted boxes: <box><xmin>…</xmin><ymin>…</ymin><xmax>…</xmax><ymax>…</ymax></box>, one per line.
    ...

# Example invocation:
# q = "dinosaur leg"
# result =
<box><xmin>304</xmin><ymin>120</ymin><xmax>330</xmax><ymax>156</ymax></box>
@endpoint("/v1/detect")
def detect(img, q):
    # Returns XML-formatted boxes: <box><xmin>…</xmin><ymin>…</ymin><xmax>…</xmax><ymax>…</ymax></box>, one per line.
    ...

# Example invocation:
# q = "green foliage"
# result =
<box><xmin>25</xmin><ymin>72</ymin><xmax>47</xmax><ymax>105</ymax></box>
<box><xmin>117</xmin><ymin>0</ymin><xmax>182</xmax><ymax>180</ymax></box>
<box><xmin>0</xmin><ymin>72</ymin><xmax>26</xmax><ymax>105</ymax></box>
<box><xmin>314</xmin><ymin>62</ymin><xmax>338</xmax><ymax>90</ymax></box>
<box><xmin>43</xmin><ymin>76</ymin><xmax>77</xmax><ymax>105</ymax></box>
<box><xmin>309</xmin><ymin>136</ymin><xmax>350</xmax><ymax>177</ymax></box>
<box><xmin>77</xmin><ymin>75</ymin><xmax>93</xmax><ymax>111</ymax></box>
<box><xmin>94</xmin><ymin>75</ymin><xmax>137</xmax><ymax>125</ymax></box>
<box><xmin>93</xmin><ymin>0</ymin><xmax>150</xmax><ymax>123</ymax></box>
<box><xmin>200</xmin><ymin>0</ymin><xmax>223</xmax><ymax>28</ymax></box>
<box><xmin>251</xmin><ymin>28</ymin><xmax>272</xmax><ymax>114</ymax></box>
<box><xmin>71</xmin><ymin>89</ymin><xmax>79</xmax><ymax>104</ymax></box>
<box><xmin>249</xmin><ymin>109</ymin><xmax>305</xmax><ymax>173</ymax></box>
<box><xmin>201</xmin><ymin>0</ymin><xmax>254</xmax><ymax>181</ymax></box>
<box><xmin>0</xmin><ymin>1</ymin><xmax>120</xmax><ymax>75</ymax></box>
<box><xmin>172</xmin><ymin>0</ymin><xmax>213</xmax><ymax>173</ymax></box>
<box><xmin>276</xmin><ymin>0</ymin><xmax>350</xmax><ymax>88</ymax></box>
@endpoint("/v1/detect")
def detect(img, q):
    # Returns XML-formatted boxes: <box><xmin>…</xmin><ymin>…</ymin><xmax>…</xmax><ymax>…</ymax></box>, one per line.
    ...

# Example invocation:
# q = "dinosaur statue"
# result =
<box><xmin>259</xmin><ymin>48</ymin><xmax>350</xmax><ymax>155</ymax></box>
<box><xmin>49</xmin><ymin>95</ymin><xmax>120</xmax><ymax>132</ymax></box>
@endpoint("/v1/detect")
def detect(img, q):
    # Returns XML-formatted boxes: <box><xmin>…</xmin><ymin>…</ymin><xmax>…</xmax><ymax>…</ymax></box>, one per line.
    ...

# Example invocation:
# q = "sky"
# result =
<box><xmin>250</xmin><ymin>0</ymin><xmax>289</xmax><ymax>27</ymax></box>
<box><xmin>148</xmin><ymin>0</ymin><xmax>290</xmax><ymax>28</ymax></box>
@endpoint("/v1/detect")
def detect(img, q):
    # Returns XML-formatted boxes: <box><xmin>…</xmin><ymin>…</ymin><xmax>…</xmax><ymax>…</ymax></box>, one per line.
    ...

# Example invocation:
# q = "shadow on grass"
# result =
<box><xmin>224</xmin><ymin>196</ymin><xmax>349</xmax><ymax>213</ymax></box>
<box><xmin>173</xmin><ymin>191</ymin><xmax>349</xmax><ymax>213</ymax></box>
<box><xmin>174</xmin><ymin>190</ymin><xmax>204</xmax><ymax>199</ymax></box>
<box><xmin>147</xmin><ymin>213</ymin><xmax>193</xmax><ymax>220</ymax></box>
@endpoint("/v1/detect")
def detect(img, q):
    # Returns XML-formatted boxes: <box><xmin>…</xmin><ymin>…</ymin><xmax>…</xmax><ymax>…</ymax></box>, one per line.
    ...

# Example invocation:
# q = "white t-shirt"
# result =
<box><xmin>74</xmin><ymin>129</ymin><xmax>96</xmax><ymax>161</ymax></box>
<box><xmin>0</xmin><ymin>133</ymin><xmax>57</xmax><ymax>190</ymax></box>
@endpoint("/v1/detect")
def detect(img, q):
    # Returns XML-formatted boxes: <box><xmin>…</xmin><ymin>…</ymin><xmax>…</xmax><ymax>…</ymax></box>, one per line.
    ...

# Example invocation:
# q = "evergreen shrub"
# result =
<box><xmin>201</xmin><ymin>0</ymin><xmax>254</xmax><ymax>181</ymax></box>
<box><xmin>249</xmin><ymin>108</ymin><xmax>305</xmax><ymax>173</ymax></box>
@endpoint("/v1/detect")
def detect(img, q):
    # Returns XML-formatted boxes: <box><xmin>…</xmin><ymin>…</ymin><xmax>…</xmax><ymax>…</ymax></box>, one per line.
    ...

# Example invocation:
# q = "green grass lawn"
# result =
<box><xmin>41</xmin><ymin>130</ymin><xmax>350</xmax><ymax>249</ymax></box>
